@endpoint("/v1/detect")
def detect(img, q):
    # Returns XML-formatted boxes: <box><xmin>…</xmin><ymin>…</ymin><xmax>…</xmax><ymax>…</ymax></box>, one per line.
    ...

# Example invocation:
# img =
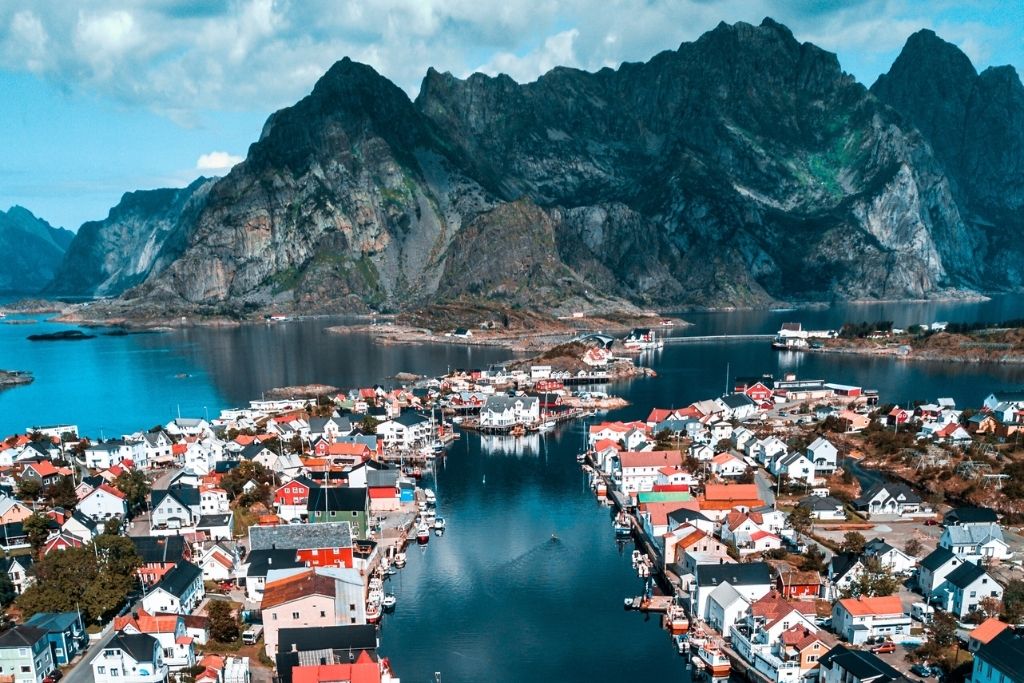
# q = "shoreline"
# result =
<box><xmin>0</xmin><ymin>370</ymin><xmax>33</xmax><ymax>391</ymax></box>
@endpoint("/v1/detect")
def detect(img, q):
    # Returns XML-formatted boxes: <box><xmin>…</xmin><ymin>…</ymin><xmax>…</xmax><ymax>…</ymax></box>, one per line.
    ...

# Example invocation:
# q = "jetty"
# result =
<box><xmin>662</xmin><ymin>333</ymin><xmax>774</xmax><ymax>344</ymax></box>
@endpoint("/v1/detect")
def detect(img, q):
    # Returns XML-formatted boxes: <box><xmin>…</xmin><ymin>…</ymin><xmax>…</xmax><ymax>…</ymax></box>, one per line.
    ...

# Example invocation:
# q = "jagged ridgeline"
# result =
<box><xmin>44</xmin><ymin>18</ymin><xmax>1024</xmax><ymax>312</ymax></box>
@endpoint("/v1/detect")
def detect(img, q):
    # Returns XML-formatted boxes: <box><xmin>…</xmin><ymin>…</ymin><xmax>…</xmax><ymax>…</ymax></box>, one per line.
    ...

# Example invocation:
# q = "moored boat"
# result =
<box><xmin>434</xmin><ymin>516</ymin><xmax>446</xmax><ymax>532</ymax></box>
<box><xmin>596</xmin><ymin>481</ymin><xmax>608</xmax><ymax>497</ymax></box>
<box><xmin>666</xmin><ymin>605</ymin><xmax>689</xmax><ymax>634</ymax></box>
<box><xmin>613</xmin><ymin>511</ymin><xmax>631</xmax><ymax>536</ymax></box>
<box><xmin>424</xmin><ymin>488</ymin><xmax>436</xmax><ymax>505</ymax></box>
<box><xmin>416</xmin><ymin>524</ymin><xmax>430</xmax><ymax>544</ymax></box>
<box><xmin>382</xmin><ymin>593</ymin><xmax>397</xmax><ymax>609</ymax></box>
<box><xmin>393</xmin><ymin>552</ymin><xmax>406</xmax><ymax>568</ymax></box>
<box><xmin>696</xmin><ymin>641</ymin><xmax>730</xmax><ymax>677</ymax></box>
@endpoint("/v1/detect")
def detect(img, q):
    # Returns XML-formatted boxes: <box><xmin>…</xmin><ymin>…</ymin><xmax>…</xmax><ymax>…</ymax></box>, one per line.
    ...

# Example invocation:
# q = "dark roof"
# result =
<box><xmin>819</xmin><ymin>644</ymin><xmax>902</xmax><ymax>682</ymax></box>
<box><xmin>393</xmin><ymin>411</ymin><xmax>428</xmax><ymax>427</ymax></box>
<box><xmin>829</xmin><ymin>552</ymin><xmax>862</xmax><ymax>581</ymax></box>
<box><xmin>249</xmin><ymin>522</ymin><xmax>353</xmax><ymax>552</ymax></box>
<box><xmin>944</xmin><ymin>562</ymin><xmax>989</xmax><ymax>590</ymax></box>
<box><xmin>943</xmin><ymin>507</ymin><xmax>998</xmax><ymax>525</ymax></box>
<box><xmin>975</xmin><ymin>628</ymin><xmax>1024</xmax><ymax>680</ymax></box>
<box><xmin>865</xmin><ymin>537</ymin><xmax>896</xmax><ymax>556</ymax></box>
<box><xmin>696</xmin><ymin>562</ymin><xmax>771</xmax><ymax>587</ymax></box>
<box><xmin>667</xmin><ymin>508</ymin><xmax>712</xmax><ymax>526</ymax></box>
<box><xmin>854</xmin><ymin>481</ymin><xmax>922</xmax><ymax>507</ymax></box>
<box><xmin>108</xmin><ymin>633</ymin><xmax>157</xmax><ymax>662</ymax></box>
<box><xmin>152</xmin><ymin>485</ymin><xmax>200</xmax><ymax>509</ymax></box>
<box><xmin>919</xmin><ymin>546</ymin><xmax>957</xmax><ymax>572</ymax></box>
<box><xmin>0</xmin><ymin>625</ymin><xmax>47</xmax><ymax>648</ymax></box>
<box><xmin>240</xmin><ymin>442</ymin><xmax>274</xmax><ymax>460</ymax></box>
<box><xmin>0</xmin><ymin>555</ymin><xmax>32</xmax><ymax>573</ymax></box>
<box><xmin>197</xmin><ymin>514</ymin><xmax>233</xmax><ymax>527</ymax></box>
<box><xmin>307</xmin><ymin>487</ymin><xmax>367</xmax><ymax>513</ymax></box>
<box><xmin>130</xmin><ymin>536</ymin><xmax>187</xmax><ymax>565</ymax></box>
<box><xmin>153</xmin><ymin>560</ymin><xmax>201</xmax><ymax>598</ymax></box>
<box><xmin>721</xmin><ymin>394</ymin><xmax>756</xmax><ymax>409</ymax></box>
<box><xmin>245</xmin><ymin>548</ymin><xmax>303</xmax><ymax>577</ymax></box>
<box><xmin>214</xmin><ymin>460</ymin><xmax>241</xmax><ymax>474</ymax></box>
<box><xmin>24</xmin><ymin>612</ymin><xmax>81</xmax><ymax>633</ymax></box>
<box><xmin>277</xmin><ymin>624</ymin><xmax>377</xmax><ymax>653</ymax></box>
<box><xmin>798</xmin><ymin>495</ymin><xmax>844</xmax><ymax>511</ymax></box>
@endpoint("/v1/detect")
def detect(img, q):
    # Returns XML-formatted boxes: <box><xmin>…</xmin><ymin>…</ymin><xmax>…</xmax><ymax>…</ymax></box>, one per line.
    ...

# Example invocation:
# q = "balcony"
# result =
<box><xmin>729</xmin><ymin>626</ymin><xmax>802</xmax><ymax>683</ymax></box>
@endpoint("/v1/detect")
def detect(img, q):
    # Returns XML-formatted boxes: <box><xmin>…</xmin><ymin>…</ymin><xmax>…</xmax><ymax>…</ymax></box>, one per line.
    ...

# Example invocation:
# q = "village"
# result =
<box><xmin>579</xmin><ymin>364</ymin><xmax>1024</xmax><ymax>683</ymax></box>
<box><xmin>0</xmin><ymin>320</ymin><xmax>1020</xmax><ymax>683</ymax></box>
<box><xmin>0</xmin><ymin>329</ymin><xmax>668</xmax><ymax>683</ymax></box>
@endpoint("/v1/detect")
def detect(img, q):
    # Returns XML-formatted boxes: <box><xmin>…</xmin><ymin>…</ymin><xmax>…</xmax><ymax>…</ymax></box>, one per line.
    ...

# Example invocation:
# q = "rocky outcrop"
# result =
<box><xmin>58</xmin><ymin>19</ymin><xmax>1024</xmax><ymax>313</ymax></box>
<box><xmin>0</xmin><ymin>206</ymin><xmax>74</xmax><ymax>293</ymax></box>
<box><xmin>47</xmin><ymin>177</ymin><xmax>215</xmax><ymax>297</ymax></box>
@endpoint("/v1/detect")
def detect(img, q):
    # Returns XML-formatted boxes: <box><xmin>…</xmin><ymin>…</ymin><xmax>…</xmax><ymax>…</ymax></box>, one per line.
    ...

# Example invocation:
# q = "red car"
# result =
<box><xmin>871</xmin><ymin>642</ymin><xmax>896</xmax><ymax>654</ymax></box>
<box><xmin>924</xmin><ymin>519</ymin><xmax>938</xmax><ymax>526</ymax></box>
<box><xmin>43</xmin><ymin>672</ymin><xmax>63</xmax><ymax>683</ymax></box>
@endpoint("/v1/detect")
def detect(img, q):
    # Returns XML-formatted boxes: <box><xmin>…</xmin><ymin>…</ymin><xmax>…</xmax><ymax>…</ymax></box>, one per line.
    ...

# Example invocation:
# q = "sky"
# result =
<box><xmin>1</xmin><ymin>0</ymin><xmax>1022</xmax><ymax>232</ymax></box>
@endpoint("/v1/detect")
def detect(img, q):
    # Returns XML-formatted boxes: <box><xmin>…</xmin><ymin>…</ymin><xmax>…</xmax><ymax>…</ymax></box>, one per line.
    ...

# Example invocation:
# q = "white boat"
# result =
<box><xmin>673</xmin><ymin>634</ymin><xmax>688</xmax><ymax>654</ymax></box>
<box><xmin>452</xmin><ymin>416</ymin><xmax>464</xmax><ymax>424</ymax></box>
<box><xmin>434</xmin><ymin>516</ymin><xmax>446</xmax><ymax>531</ymax></box>
<box><xmin>576</xmin><ymin>452</ymin><xmax>586</xmax><ymax>463</ymax></box>
<box><xmin>431</xmin><ymin>440</ymin><xmax>445</xmax><ymax>453</ymax></box>
<box><xmin>366</xmin><ymin>599</ymin><xmax>382</xmax><ymax>623</ymax></box>
<box><xmin>424</xmin><ymin>489</ymin><xmax>437</xmax><ymax>505</ymax></box>
<box><xmin>418</xmin><ymin>501</ymin><xmax>428</xmax><ymax>512</ymax></box>
<box><xmin>696</xmin><ymin>641</ymin><xmax>731</xmax><ymax>677</ymax></box>
<box><xmin>539</xmin><ymin>420</ymin><xmax>556</xmax><ymax>432</ymax></box>
<box><xmin>393</xmin><ymin>552</ymin><xmax>407</xmax><ymax>568</ymax></box>
<box><xmin>382</xmin><ymin>593</ymin><xmax>397</xmax><ymax>609</ymax></box>
<box><xmin>416</xmin><ymin>524</ymin><xmax>430</xmax><ymax>544</ymax></box>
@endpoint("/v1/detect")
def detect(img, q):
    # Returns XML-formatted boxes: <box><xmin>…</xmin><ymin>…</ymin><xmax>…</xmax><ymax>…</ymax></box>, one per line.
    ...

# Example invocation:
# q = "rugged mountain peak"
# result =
<box><xmin>0</xmin><ymin>206</ymin><xmax>74</xmax><ymax>293</ymax></box>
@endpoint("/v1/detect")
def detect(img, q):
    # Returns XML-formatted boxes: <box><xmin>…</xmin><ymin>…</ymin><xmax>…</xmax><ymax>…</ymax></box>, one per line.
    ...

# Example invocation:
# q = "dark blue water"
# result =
<box><xmin>2</xmin><ymin>297</ymin><xmax>1024</xmax><ymax>682</ymax></box>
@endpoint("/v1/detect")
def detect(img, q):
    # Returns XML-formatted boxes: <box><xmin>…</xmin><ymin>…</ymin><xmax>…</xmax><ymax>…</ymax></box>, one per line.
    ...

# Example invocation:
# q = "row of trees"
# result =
<box><xmin>839</xmin><ymin>321</ymin><xmax>894</xmax><ymax>339</ymax></box>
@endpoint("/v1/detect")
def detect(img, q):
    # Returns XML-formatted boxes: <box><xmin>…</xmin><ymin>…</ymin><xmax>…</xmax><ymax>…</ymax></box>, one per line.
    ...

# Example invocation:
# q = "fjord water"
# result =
<box><xmin>1</xmin><ymin>297</ymin><xmax>1024</xmax><ymax>681</ymax></box>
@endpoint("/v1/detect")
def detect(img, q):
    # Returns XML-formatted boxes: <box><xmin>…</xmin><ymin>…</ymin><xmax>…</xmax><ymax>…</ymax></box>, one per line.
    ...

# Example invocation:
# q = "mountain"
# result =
<box><xmin>58</xmin><ymin>19</ymin><xmax>1024</xmax><ymax>314</ymax></box>
<box><xmin>47</xmin><ymin>177</ymin><xmax>216</xmax><ymax>297</ymax></box>
<box><xmin>0</xmin><ymin>206</ymin><xmax>74</xmax><ymax>293</ymax></box>
<box><xmin>871</xmin><ymin>29</ymin><xmax>1024</xmax><ymax>286</ymax></box>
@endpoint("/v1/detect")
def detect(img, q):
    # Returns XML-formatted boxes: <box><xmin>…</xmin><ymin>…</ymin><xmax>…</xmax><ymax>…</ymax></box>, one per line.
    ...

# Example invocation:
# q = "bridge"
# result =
<box><xmin>662</xmin><ymin>333</ymin><xmax>775</xmax><ymax>344</ymax></box>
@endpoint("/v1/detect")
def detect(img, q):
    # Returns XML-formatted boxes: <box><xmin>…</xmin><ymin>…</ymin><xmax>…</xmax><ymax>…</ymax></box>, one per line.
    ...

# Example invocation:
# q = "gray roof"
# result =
<box><xmin>943</xmin><ymin>523</ymin><xmax>1005</xmax><ymax>547</ymax></box>
<box><xmin>108</xmin><ymin>633</ymin><xmax>158</xmax><ymax>663</ymax></box>
<box><xmin>919</xmin><ymin>546</ymin><xmax>957</xmax><ymax>572</ymax></box>
<box><xmin>483</xmin><ymin>395</ymin><xmax>539</xmax><ymax>412</ymax></box>
<box><xmin>696</xmin><ymin>562</ymin><xmax>771</xmax><ymax>587</ymax></box>
<box><xmin>975</xmin><ymin>629</ymin><xmax>1024</xmax><ymax>681</ymax></box>
<box><xmin>798</xmin><ymin>495</ymin><xmax>844</xmax><ymax>512</ymax></box>
<box><xmin>197</xmin><ymin>514</ymin><xmax>232</xmax><ymax>527</ymax></box>
<box><xmin>0</xmin><ymin>625</ymin><xmax>47</xmax><ymax>648</ymax></box>
<box><xmin>854</xmin><ymin>481</ymin><xmax>922</xmax><ymax>507</ymax></box>
<box><xmin>720</xmin><ymin>394</ymin><xmax>756</xmax><ymax>409</ymax></box>
<box><xmin>708</xmin><ymin>582</ymin><xmax>746</xmax><ymax>608</ymax></box>
<box><xmin>249</xmin><ymin>521</ymin><xmax>353</xmax><ymax>552</ymax></box>
<box><xmin>944</xmin><ymin>562</ymin><xmax>989</xmax><ymax>590</ymax></box>
<box><xmin>154</xmin><ymin>560</ymin><xmax>201</xmax><ymax>598</ymax></box>
<box><xmin>366</xmin><ymin>469</ymin><xmax>399</xmax><ymax>488</ymax></box>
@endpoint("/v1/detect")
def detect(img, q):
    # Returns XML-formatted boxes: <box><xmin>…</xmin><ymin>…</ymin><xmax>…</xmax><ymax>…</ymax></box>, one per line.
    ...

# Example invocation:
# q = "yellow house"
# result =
<box><xmin>0</xmin><ymin>497</ymin><xmax>33</xmax><ymax>525</ymax></box>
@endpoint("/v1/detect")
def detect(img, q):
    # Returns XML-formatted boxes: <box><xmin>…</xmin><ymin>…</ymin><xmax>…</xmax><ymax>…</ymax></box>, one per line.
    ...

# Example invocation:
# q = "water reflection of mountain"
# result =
<box><xmin>152</xmin><ymin>319</ymin><xmax>511</xmax><ymax>405</ymax></box>
<box><xmin>479</xmin><ymin>433</ymin><xmax>543</xmax><ymax>457</ymax></box>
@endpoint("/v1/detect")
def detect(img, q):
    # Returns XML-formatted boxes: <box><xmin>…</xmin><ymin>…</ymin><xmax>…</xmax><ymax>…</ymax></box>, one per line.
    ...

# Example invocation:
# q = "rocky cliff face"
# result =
<box><xmin>47</xmin><ymin>177</ymin><xmax>215</xmax><ymax>297</ymax></box>
<box><xmin>61</xmin><ymin>19</ymin><xmax>1023</xmax><ymax>313</ymax></box>
<box><xmin>872</xmin><ymin>30</ymin><xmax>1024</xmax><ymax>286</ymax></box>
<box><xmin>0</xmin><ymin>207</ymin><xmax>74</xmax><ymax>293</ymax></box>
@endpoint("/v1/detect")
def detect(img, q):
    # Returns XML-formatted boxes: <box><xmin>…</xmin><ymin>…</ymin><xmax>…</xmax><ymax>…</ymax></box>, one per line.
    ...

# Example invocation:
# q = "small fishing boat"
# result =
<box><xmin>696</xmin><ymin>641</ymin><xmax>731</xmax><ymax>677</ymax></box>
<box><xmin>666</xmin><ymin>605</ymin><xmax>689</xmax><ymax>634</ymax></box>
<box><xmin>433</xmin><ymin>516</ymin><xmax>446</xmax><ymax>532</ymax></box>
<box><xmin>366</xmin><ymin>598</ymin><xmax>382</xmax><ymax>624</ymax></box>
<box><xmin>631</xmin><ymin>550</ymin><xmax>643</xmax><ymax>566</ymax></box>
<box><xmin>418</xmin><ymin>501</ymin><xmax>428</xmax><ymax>512</ymax></box>
<box><xmin>596</xmin><ymin>481</ymin><xmax>608</xmax><ymax>497</ymax></box>
<box><xmin>431</xmin><ymin>440</ymin><xmax>445</xmax><ymax>453</ymax></box>
<box><xmin>538</xmin><ymin>420</ymin><xmax>556</xmax><ymax>432</ymax></box>
<box><xmin>624</xmin><ymin>597</ymin><xmax>636</xmax><ymax>610</ymax></box>
<box><xmin>576</xmin><ymin>452</ymin><xmax>586</xmax><ymax>463</ymax></box>
<box><xmin>424</xmin><ymin>489</ymin><xmax>436</xmax><ymax>505</ymax></box>
<box><xmin>613</xmin><ymin>512</ymin><xmax>631</xmax><ymax>536</ymax></box>
<box><xmin>416</xmin><ymin>524</ymin><xmax>431</xmax><ymax>544</ymax></box>
<box><xmin>673</xmin><ymin>634</ymin><xmax>688</xmax><ymax>654</ymax></box>
<box><xmin>382</xmin><ymin>593</ymin><xmax>397</xmax><ymax>609</ymax></box>
<box><xmin>393</xmin><ymin>552</ymin><xmax>407</xmax><ymax>568</ymax></box>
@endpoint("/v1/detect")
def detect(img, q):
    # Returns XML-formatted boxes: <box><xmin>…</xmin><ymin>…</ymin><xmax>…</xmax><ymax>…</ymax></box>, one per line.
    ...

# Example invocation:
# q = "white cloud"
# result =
<box><xmin>196</xmin><ymin>151</ymin><xmax>243</xmax><ymax>171</ymax></box>
<box><xmin>0</xmin><ymin>0</ymin><xmax>1017</xmax><ymax>124</ymax></box>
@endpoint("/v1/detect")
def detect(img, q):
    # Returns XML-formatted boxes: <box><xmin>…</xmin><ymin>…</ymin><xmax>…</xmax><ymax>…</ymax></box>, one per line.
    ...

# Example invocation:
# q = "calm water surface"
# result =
<box><xmin>1</xmin><ymin>297</ymin><xmax>1024</xmax><ymax>682</ymax></box>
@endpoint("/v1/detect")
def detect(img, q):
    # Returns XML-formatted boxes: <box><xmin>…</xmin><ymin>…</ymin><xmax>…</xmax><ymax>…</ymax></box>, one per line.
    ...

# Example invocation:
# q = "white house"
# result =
<box><xmin>750</xmin><ymin>436</ymin><xmax>787</xmax><ymax>466</ymax></box>
<box><xmin>693</xmin><ymin>563</ymin><xmax>772</xmax><ymax>624</ymax></box>
<box><xmin>76</xmin><ymin>484</ymin><xmax>128</xmax><ymax>522</ymax></box>
<box><xmin>706</xmin><ymin>583</ymin><xmax>751</xmax><ymax>634</ymax></box>
<box><xmin>863</xmin><ymin>538</ymin><xmax>917</xmax><ymax>575</ymax></box>
<box><xmin>932</xmin><ymin>562</ymin><xmax>1003</xmax><ymax>619</ymax></box>
<box><xmin>689</xmin><ymin>443</ymin><xmax>715</xmax><ymax>462</ymax></box>
<box><xmin>797</xmin><ymin>495</ymin><xmax>846</xmax><ymax>521</ymax></box>
<box><xmin>716</xmin><ymin>394</ymin><xmax>758</xmax><ymax>420</ymax></box>
<box><xmin>831</xmin><ymin>595</ymin><xmax>911</xmax><ymax>645</ymax></box>
<box><xmin>199</xmin><ymin>545</ymin><xmax>238</xmax><ymax>583</ymax></box>
<box><xmin>114</xmin><ymin>610</ymin><xmax>195</xmax><ymax>672</ymax></box>
<box><xmin>773</xmin><ymin>451</ymin><xmax>816</xmax><ymax>484</ymax></box>
<box><xmin>84</xmin><ymin>439</ymin><xmax>146</xmax><ymax>470</ymax></box>
<box><xmin>165</xmin><ymin>418</ymin><xmax>213</xmax><ymax>439</ymax></box>
<box><xmin>710</xmin><ymin>452</ymin><xmax>747</xmax><ymax>478</ymax></box>
<box><xmin>918</xmin><ymin>547</ymin><xmax>967</xmax><ymax>596</ymax></box>
<box><xmin>939</xmin><ymin>524</ymin><xmax>1013</xmax><ymax>561</ymax></box>
<box><xmin>135</xmin><ymin>431</ymin><xmax>175</xmax><ymax>468</ymax></box>
<box><xmin>150</xmin><ymin>487</ymin><xmax>201</xmax><ymax>533</ymax></box>
<box><xmin>731</xmin><ymin>427</ymin><xmax>757</xmax><ymax>452</ymax></box>
<box><xmin>617</xmin><ymin>451</ymin><xmax>683</xmax><ymax>494</ymax></box>
<box><xmin>140</xmin><ymin>561</ymin><xmax>204</xmax><ymax>615</ymax></box>
<box><xmin>805</xmin><ymin>437</ymin><xmax>838</xmax><ymax>476</ymax></box>
<box><xmin>854</xmin><ymin>482</ymin><xmax>923</xmax><ymax>517</ymax></box>
<box><xmin>479</xmin><ymin>396</ymin><xmax>540</xmax><ymax>429</ymax></box>
<box><xmin>92</xmin><ymin>633</ymin><xmax>167</xmax><ymax>683</ymax></box>
<box><xmin>376</xmin><ymin>412</ymin><xmax>431</xmax><ymax>448</ymax></box>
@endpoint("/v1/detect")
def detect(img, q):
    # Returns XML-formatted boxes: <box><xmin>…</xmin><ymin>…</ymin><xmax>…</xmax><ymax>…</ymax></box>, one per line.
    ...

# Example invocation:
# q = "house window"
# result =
<box><xmin>20</xmin><ymin>667</ymin><xmax>29</xmax><ymax>673</ymax></box>
<box><xmin>271</xmin><ymin>614</ymin><xmax>277</xmax><ymax>621</ymax></box>
<box><xmin>111</xmin><ymin>670</ymin><xmax>120</xmax><ymax>677</ymax></box>
<box><xmin>320</xmin><ymin>611</ymin><xmax>326</xmax><ymax>618</ymax></box>
<box><xmin>291</xmin><ymin>612</ymin><xmax>299</xmax><ymax>620</ymax></box>
<box><xmin>98</xmin><ymin>668</ymin><xmax>105</xmax><ymax>675</ymax></box>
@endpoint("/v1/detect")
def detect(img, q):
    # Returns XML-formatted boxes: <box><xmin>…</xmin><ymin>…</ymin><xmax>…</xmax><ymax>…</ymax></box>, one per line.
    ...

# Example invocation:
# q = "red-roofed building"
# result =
<box><xmin>22</xmin><ymin>460</ymin><xmax>62</xmax><ymax>488</ymax></box>
<box><xmin>115</xmin><ymin>608</ymin><xmax>195</xmax><ymax>671</ymax></box>
<box><xmin>832</xmin><ymin>595</ymin><xmax>910</xmax><ymax>644</ymax></box>
<box><xmin>78</xmin><ymin>482</ymin><xmax>128</xmax><ymax>521</ymax></box>
<box><xmin>618</xmin><ymin>450</ymin><xmax>683</xmax><ymax>493</ymax></box>
<box><xmin>775</xmin><ymin>569</ymin><xmax>823</xmax><ymax>599</ymax></box>
<box><xmin>968</xmin><ymin>617</ymin><xmax>1010</xmax><ymax>652</ymax></box>
<box><xmin>291</xmin><ymin>651</ymin><xmax>398</xmax><ymax>683</ymax></box>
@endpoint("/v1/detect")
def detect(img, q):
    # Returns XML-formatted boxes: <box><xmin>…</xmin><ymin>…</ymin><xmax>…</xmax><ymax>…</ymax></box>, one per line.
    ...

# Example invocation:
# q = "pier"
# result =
<box><xmin>662</xmin><ymin>334</ymin><xmax>775</xmax><ymax>344</ymax></box>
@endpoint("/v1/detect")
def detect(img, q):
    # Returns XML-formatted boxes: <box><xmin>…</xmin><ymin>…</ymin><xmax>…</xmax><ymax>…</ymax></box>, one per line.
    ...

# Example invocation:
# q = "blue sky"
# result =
<box><xmin>1</xmin><ymin>0</ymin><xmax>1021</xmax><ymax>232</ymax></box>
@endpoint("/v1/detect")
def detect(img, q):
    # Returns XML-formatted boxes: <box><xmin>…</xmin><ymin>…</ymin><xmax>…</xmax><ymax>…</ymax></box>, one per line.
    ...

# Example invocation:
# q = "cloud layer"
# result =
<box><xmin>0</xmin><ymin>1</ymin><xmax>1019</xmax><ymax>124</ymax></box>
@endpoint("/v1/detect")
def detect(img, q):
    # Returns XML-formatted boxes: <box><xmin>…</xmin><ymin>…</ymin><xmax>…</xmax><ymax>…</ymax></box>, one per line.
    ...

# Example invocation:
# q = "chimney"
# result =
<box><xmin>291</xmin><ymin>644</ymin><xmax>298</xmax><ymax>653</ymax></box>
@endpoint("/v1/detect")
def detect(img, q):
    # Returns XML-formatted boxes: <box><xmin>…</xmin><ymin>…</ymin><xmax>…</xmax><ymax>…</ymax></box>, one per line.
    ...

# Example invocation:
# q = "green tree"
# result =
<box><xmin>801</xmin><ymin>546</ymin><xmax>826</xmax><ymax>573</ymax></box>
<box><xmin>841</xmin><ymin>531</ymin><xmax>867</xmax><ymax>554</ymax></box>
<box><xmin>0</xmin><ymin>573</ymin><xmax>15</xmax><ymax>607</ymax></box>
<box><xmin>931</xmin><ymin>611</ymin><xmax>957</xmax><ymax>648</ymax></box>
<box><xmin>221</xmin><ymin>461</ymin><xmax>275</xmax><ymax>499</ymax></box>
<box><xmin>45</xmin><ymin>476</ymin><xmax>78</xmax><ymax>510</ymax></box>
<box><xmin>359</xmin><ymin>415</ymin><xmax>380</xmax><ymax>435</ymax></box>
<box><xmin>23</xmin><ymin>512</ymin><xmax>50</xmax><ymax>552</ymax></box>
<box><xmin>114</xmin><ymin>470</ymin><xmax>151</xmax><ymax>511</ymax></box>
<box><xmin>788</xmin><ymin>505</ymin><xmax>813</xmax><ymax>534</ymax></box>
<box><xmin>17</xmin><ymin>478</ymin><xmax>41</xmax><ymax>501</ymax></box>
<box><xmin>1001</xmin><ymin>579</ymin><xmax>1024</xmax><ymax>623</ymax></box>
<box><xmin>904</xmin><ymin>538</ymin><xmax>923</xmax><ymax>557</ymax></box>
<box><xmin>841</xmin><ymin>556</ymin><xmax>900</xmax><ymax>598</ymax></box>
<box><xmin>207</xmin><ymin>600</ymin><xmax>239</xmax><ymax>643</ymax></box>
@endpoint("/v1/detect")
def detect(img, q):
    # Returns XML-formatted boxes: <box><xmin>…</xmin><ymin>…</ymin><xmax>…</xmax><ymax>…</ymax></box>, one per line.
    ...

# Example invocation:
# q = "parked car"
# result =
<box><xmin>910</xmin><ymin>663</ymin><xmax>933</xmax><ymax>677</ymax></box>
<box><xmin>871</xmin><ymin>642</ymin><xmax>896</xmax><ymax>654</ymax></box>
<box><xmin>924</xmin><ymin>518</ymin><xmax>938</xmax><ymax>526</ymax></box>
<box><xmin>43</xmin><ymin>671</ymin><xmax>63</xmax><ymax>683</ymax></box>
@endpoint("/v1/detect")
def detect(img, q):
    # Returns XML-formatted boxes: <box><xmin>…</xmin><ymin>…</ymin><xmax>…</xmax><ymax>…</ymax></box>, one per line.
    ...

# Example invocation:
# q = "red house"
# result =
<box><xmin>744</xmin><ymin>382</ymin><xmax>774</xmax><ymax>403</ymax></box>
<box><xmin>295</xmin><ymin>546</ymin><xmax>353</xmax><ymax>568</ymax></box>
<box><xmin>775</xmin><ymin>569</ymin><xmax>822</xmax><ymax>599</ymax></box>
<box><xmin>274</xmin><ymin>476</ymin><xmax>315</xmax><ymax>508</ymax></box>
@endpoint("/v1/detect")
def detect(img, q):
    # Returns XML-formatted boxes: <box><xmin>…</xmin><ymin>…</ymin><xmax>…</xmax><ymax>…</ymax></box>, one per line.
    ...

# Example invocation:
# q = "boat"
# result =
<box><xmin>666</xmin><ymin>605</ymin><xmax>689</xmax><ymax>634</ymax></box>
<box><xmin>418</xmin><ymin>501</ymin><xmax>428</xmax><ymax>512</ymax></box>
<box><xmin>431</xmin><ymin>440</ymin><xmax>445</xmax><ymax>453</ymax></box>
<box><xmin>416</xmin><ymin>524</ymin><xmax>430</xmax><ymax>544</ymax></box>
<box><xmin>576</xmin><ymin>452</ymin><xmax>586</xmax><ymax>463</ymax></box>
<box><xmin>384</xmin><ymin>565</ymin><xmax>398</xmax><ymax>576</ymax></box>
<box><xmin>424</xmin><ymin>489</ymin><xmax>437</xmax><ymax>505</ymax></box>
<box><xmin>624</xmin><ymin>597</ymin><xmax>636</xmax><ymax>610</ymax></box>
<box><xmin>393</xmin><ymin>553</ymin><xmax>407</xmax><ymax>568</ymax></box>
<box><xmin>613</xmin><ymin>512</ymin><xmax>631</xmax><ymax>536</ymax></box>
<box><xmin>631</xmin><ymin>550</ymin><xmax>643</xmax><ymax>567</ymax></box>
<box><xmin>366</xmin><ymin>595</ymin><xmax>383</xmax><ymax>623</ymax></box>
<box><xmin>596</xmin><ymin>481</ymin><xmax>608</xmax><ymax>497</ymax></box>
<box><xmin>452</xmin><ymin>416</ymin><xmax>464</xmax><ymax>425</ymax></box>
<box><xmin>538</xmin><ymin>419</ymin><xmax>556</xmax><ymax>432</ymax></box>
<box><xmin>433</xmin><ymin>516</ymin><xmax>446</xmax><ymax>532</ymax></box>
<box><xmin>382</xmin><ymin>593</ymin><xmax>397</xmax><ymax>609</ymax></box>
<box><xmin>673</xmin><ymin>634</ymin><xmax>688</xmax><ymax>654</ymax></box>
<box><xmin>696</xmin><ymin>641</ymin><xmax>731</xmax><ymax>677</ymax></box>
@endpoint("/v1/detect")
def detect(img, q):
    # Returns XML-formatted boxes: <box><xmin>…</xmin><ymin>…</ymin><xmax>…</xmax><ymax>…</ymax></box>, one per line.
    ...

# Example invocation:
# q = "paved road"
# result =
<box><xmin>753</xmin><ymin>468</ymin><xmax>777</xmax><ymax>507</ymax></box>
<box><xmin>63</xmin><ymin>627</ymin><xmax>116</xmax><ymax>683</ymax></box>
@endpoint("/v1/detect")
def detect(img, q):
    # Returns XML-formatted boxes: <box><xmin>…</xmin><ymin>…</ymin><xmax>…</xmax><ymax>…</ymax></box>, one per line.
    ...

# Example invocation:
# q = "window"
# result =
<box><xmin>291</xmin><ymin>612</ymin><xmax>300</xmax><ymax>620</ymax></box>
<box><xmin>271</xmin><ymin>614</ymin><xmax>277</xmax><ymax>621</ymax></box>
<box><xmin>97</xmin><ymin>667</ymin><xmax>105</xmax><ymax>675</ymax></box>
<box><xmin>970</xmin><ymin>591</ymin><xmax>977</xmax><ymax>598</ymax></box>
<box><xmin>18</xmin><ymin>649</ymin><xmax>27</xmax><ymax>656</ymax></box>
<box><xmin>111</xmin><ymin>670</ymin><xmax>120</xmax><ymax>677</ymax></box>
<box><xmin>20</xmin><ymin>666</ymin><xmax>29</xmax><ymax>673</ymax></box>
